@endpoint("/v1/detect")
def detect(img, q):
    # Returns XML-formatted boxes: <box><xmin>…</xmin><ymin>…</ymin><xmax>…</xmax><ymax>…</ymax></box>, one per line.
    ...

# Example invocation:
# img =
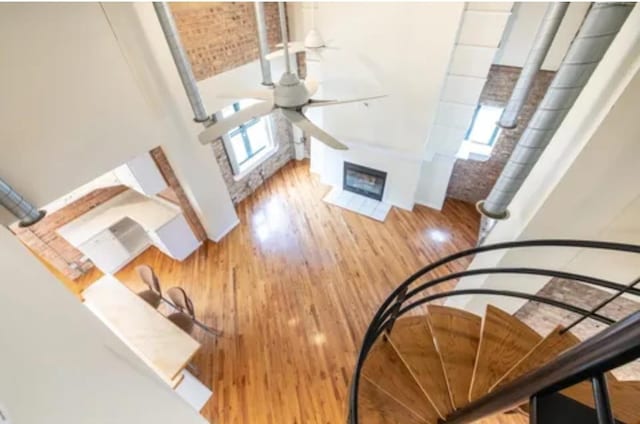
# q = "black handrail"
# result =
<box><xmin>348</xmin><ymin>239</ymin><xmax>640</xmax><ymax>424</ymax></box>
<box><xmin>562</xmin><ymin>276</ymin><xmax>640</xmax><ymax>334</ymax></box>
<box><xmin>373</xmin><ymin>267</ymin><xmax>631</xmax><ymax>331</ymax></box>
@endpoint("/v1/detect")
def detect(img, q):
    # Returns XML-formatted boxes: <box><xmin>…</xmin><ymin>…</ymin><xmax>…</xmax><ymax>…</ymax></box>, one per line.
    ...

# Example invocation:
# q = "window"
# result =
<box><xmin>465</xmin><ymin>104</ymin><xmax>503</xmax><ymax>146</ymax></box>
<box><xmin>220</xmin><ymin>100</ymin><xmax>275</xmax><ymax>176</ymax></box>
<box><xmin>457</xmin><ymin>104</ymin><xmax>504</xmax><ymax>162</ymax></box>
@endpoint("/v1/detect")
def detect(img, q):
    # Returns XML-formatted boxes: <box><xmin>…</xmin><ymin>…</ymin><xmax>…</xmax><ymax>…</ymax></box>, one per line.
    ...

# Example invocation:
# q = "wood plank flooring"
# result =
<box><xmin>59</xmin><ymin>161</ymin><xmax>521</xmax><ymax>423</ymax></box>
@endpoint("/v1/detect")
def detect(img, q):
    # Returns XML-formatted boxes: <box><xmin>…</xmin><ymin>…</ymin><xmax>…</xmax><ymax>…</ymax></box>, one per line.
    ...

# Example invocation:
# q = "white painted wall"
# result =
<box><xmin>292</xmin><ymin>2</ymin><xmax>464</xmax><ymax>154</ymax></box>
<box><xmin>414</xmin><ymin>154</ymin><xmax>457</xmax><ymax>210</ymax></box>
<box><xmin>313</xmin><ymin>139</ymin><xmax>422</xmax><ymax>210</ymax></box>
<box><xmin>447</xmin><ymin>6</ymin><xmax>640</xmax><ymax>315</ymax></box>
<box><xmin>495</xmin><ymin>2</ymin><xmax>590</xmax><ymax>71</ymax></box>
<box><xmin>288</xmin><ymin>2</ymin><xmax>464</xmax><ymax>210</ymax></box>
<box><xmin>416</xmin><ymin>3</ymin><xmax>513</xmax><ymax>210</ymax></box>
<box><xmin>0</xmin><ymin>226</ymin><xmax>207</xmax><ymax>423</ymax></box>
<box><xmin>0</xmin><ymin>3</ymin><xmax>238</xmax><ymax>241</ymax></box>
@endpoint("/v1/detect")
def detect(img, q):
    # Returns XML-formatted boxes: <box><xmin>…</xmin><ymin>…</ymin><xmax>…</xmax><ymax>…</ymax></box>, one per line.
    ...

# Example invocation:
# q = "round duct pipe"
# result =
<box><xmin>0</xmin><ymin>178</ymin><xmax>45</xmax><ymax>227</ymax></box>
<box><xmin>498</xmin><ymin>2</ymin><xmax>570</xmax><ymax>130</ymax></box>
<box><xmin>478</xmin><ymin>3</ymin><xmax>634</xmax><ymax>227</ymax></box>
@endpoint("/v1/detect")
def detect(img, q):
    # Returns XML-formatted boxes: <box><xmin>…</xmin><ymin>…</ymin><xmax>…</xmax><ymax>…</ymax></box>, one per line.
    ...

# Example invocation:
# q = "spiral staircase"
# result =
<box><xmin>349</xmin><ymin>240</ymin><xmax>640</xmax><ymax>424</ymax></box>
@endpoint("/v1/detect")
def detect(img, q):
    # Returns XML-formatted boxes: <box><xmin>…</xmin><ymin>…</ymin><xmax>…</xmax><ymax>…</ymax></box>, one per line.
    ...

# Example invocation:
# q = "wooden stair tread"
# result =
<box><xmin>359</xmin><ymin>377</ymin><xmax>428</xmax><ymax>424</ymax></box>
<box><xmin>469</xmin><ymin>305</ymin><xmax>542</xmax><ymax>402</ymax></box>
<box><xmin>492</xmin><ymin>326</ymin><xmax>581</xmax><ymax>389</ymax></box>
<box><xmin>427</xmin><ymin>305</ymin><xmax>482</xmax><ymax>409</ymax></box>
<box><xmin>562</xmin><ymin>375</ymin><xmax>640</xmax><ymax>424</ymax></box>
<box><xmin>362</xmin><ymin>337</ymin><xmax>440</xmax><ymax>423</ymax></box>
<box><xmin>388</xmin><ymin>316</ymin><xmax>454</xmax><ymax>417</ymax></box>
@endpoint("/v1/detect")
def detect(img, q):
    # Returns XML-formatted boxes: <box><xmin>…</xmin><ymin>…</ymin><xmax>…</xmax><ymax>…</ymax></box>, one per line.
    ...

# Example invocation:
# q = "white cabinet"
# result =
<box><xmin>79</xmin><ymin>229</ymin><xmax>130</xmax><ymax>274</ymax></box>
<box><xmin>115</xmin><ymin>152</ymin><xmax>167</xmax><ymax>196</ymax></box>
<box><xmin>152</xmin><ymin>214</ymin><xmax>200</xmax><ymax>261</ymax></box>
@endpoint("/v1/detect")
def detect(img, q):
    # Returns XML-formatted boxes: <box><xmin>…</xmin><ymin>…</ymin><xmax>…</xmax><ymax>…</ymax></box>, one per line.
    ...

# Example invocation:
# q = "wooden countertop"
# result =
<box><xmin>83</xmin><ymin>275</ymin><xmax>201</xmax><ymax>387</ymax></box>
<box><xmin>57</xmin><ymin>189</ymin><xmax>180</xmax><ymax>246</ymax></box>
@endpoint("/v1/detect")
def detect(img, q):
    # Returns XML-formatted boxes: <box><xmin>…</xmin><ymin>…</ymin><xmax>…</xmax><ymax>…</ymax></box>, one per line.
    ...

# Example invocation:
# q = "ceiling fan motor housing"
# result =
<box><xmin>275</xmin><ymin>72</ymin><xmax>310</xmax><ymax>108</ymax></box>
<box><xmin>304</xmin><ymin>29</ymin><xmax>326</xmax><ymax>49</ymax></box>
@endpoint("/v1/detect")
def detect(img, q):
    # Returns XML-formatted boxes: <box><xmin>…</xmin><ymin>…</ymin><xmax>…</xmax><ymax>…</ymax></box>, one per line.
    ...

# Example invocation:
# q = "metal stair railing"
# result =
<box><xmin>347</xmin><ymin>239</ymin><xmax>640</xmax><ymax>424</ymax></box>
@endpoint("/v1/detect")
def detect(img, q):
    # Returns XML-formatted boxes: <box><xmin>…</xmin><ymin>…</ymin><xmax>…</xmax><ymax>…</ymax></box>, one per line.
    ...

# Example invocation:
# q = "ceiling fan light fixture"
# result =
<box><xmin>304</xmin><ymin>28</ymin><xmax>325</xmax><ymax>49</ymax></box>
<box><xmin>274</xmin><ymin>73</ymin><xmax>310</xmax><ymax>108</ymax></box>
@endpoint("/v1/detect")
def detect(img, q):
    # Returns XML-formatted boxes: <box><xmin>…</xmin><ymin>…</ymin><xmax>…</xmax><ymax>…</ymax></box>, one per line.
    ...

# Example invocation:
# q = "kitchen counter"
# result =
<box><xmin>57</xmin><ymin>190</ymin><xmax>180</xmax><ymax>246</ymax></box>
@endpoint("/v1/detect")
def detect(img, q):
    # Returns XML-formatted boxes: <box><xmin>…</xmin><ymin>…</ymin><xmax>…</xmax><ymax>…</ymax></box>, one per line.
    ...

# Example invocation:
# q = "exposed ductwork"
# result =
<box><xmin>153</xmin><ymin>2</ymin><xmax>212</xmax><ymax>125</ymax></box>
<box><xmin>0</xmin><ymin>177</ymin><xmax>45</xmax><ymax>227</ymax></box>
<box><xmin>498</xmin><ymin>2</ymin><xmax>570</xmax><ymax>129</ymax></box>
<box><xmin>254</xmin><ymin>2</ymin><xmax>274</xmax><ymax>86</ymax></box>
<box><xmin>478</xmin><ymin>3</ymin><xmax>633</xmax><ymax>227</ymax></box>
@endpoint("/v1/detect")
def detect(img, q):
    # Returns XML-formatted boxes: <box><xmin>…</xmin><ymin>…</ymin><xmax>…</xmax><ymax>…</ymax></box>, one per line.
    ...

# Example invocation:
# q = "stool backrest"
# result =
<box><xmin>167</xmin><ymin>286</ymin><xmax>195</xmax><ymax>319</ymax></box>
<box><xmin>135</xmin><ymin>265</ymin><xmax>161</xmax><ymax>294</ymax></box>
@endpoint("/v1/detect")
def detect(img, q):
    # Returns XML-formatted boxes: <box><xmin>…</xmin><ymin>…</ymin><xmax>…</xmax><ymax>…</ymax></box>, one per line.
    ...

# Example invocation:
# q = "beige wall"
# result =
<box><xmin>0</xmin><ymin>226</ymin><xmax>207</xmax><ymax>423</ymax></box>
<box><xmin>0</xmin><ymin>3</ymin><xmax>238</xmax><ymax>241</ymax></box>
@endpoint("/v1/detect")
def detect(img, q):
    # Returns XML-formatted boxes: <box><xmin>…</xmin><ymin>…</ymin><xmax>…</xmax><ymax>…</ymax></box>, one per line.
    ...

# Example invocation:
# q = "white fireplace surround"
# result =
<box><xmin>310</xmin><ymin>138</ymin><xmax>422</xmax><ymax>211</ymax></box>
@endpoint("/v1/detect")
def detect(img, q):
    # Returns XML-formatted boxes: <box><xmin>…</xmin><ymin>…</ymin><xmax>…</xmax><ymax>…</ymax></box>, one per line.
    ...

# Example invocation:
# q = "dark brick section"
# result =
<box><xmin>515</xmin><ymin>278</ymin><xmax>640</xmax><ymax>379</ymax></box>
<box><xmin>170</xmin><ymin>2</ymin><xmax>282</xmax><ymax>81</ymax></box>
<box><xmin>446</xmin><ymin>65</ymin><xmax>555</xmax><ymax>204</ymax></box>
<box><xmin>211</xmin><ymin>110</ymin><xmax>294</xmax><ymax>205</ymax></box>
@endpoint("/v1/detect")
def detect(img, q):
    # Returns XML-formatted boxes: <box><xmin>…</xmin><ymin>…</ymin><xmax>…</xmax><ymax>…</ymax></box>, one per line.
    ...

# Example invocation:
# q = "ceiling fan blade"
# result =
<box><xmin>275</xmin><ymin>41</ymin><xmax>305</xmax><ymax>51</ymax></box>
<box><xmin>215</xmin><ymin>88</ymin><xmax>273</xmax><ymax>101</ymax></box>
<box><xmin>198</xmin><ymin>101</ymin><xmax>274</xmax><ymax>145</ymax></box>
<box><xmin>266</xmin><ymin>42</ymin><xmax>305</xmax><ymax>61</ymax></box>
<box><xmin>305</xmin><ymin>94</ymin><xmax>388</xmax><ymax>109</ymax></box>
<box><xmin>304</xmin><ymin>77</ymin><xmax>319</xmax><ymax>97</ymax></box>
<box><xmin>281</xmin><ymin>109</ymin><xmax>348</xmax><ymax>151</ymax></box>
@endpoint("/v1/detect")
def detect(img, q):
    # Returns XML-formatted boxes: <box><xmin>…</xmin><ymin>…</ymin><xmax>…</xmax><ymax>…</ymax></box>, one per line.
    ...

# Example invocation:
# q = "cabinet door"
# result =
<box><xmin>79</xmin><ymin>230</ymin><xmax>130</xmax><ymax>273</ymax></box>
<box><xmin>154</xmin><ymin>215</ymin><xmax>200</xmax><ymax>261</ymax></box>
<box><xmin>115</xmin><ymin>152</ymin><xmax>167</xmax><ymax>196</ymax></box>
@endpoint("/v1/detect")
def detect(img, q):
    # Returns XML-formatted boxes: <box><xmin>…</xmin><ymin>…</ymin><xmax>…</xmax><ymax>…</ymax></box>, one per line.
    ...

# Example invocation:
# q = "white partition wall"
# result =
<box><xmin>0</xmin><ymin>227</ymin><xmax>207</xmax><ymax>423</ymax></box>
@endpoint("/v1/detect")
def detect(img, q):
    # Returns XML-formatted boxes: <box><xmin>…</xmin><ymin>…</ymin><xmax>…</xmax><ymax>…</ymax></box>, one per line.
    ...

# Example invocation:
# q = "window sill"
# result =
<box><xmin>232</xmin><ymin>146</ymin><xmax>278</xmax><ymax>182</ymax></box>
<box><xmin>456</xmin><ymin>140</ymin><xmax>493</xmax><ymax>162</ymax></box>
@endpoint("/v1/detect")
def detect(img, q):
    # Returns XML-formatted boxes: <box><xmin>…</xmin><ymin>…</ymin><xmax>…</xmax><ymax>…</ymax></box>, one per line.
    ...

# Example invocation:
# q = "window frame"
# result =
<box><xmin>464</xmin><ymin>104</ymin><xmax>502</xmax><ymax>147</ymax></box>
<box><xmin>217</xmin><ymin>102</ymin><xmax>276</xmax><ymax>177</ymax></box>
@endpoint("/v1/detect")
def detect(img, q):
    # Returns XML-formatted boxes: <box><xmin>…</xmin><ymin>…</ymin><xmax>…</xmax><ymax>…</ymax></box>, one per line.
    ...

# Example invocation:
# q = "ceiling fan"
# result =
<box><xmin>266</xmin><ymin>4</ymin><xmax>337</xmax><ymax>64</ymax></box>
<box><xmin>198</xmin><ymin>3</ymin><xmax>385</xmax><ymax>151</ymax></box>
<box><xmin>265</xmin><ymin>32</ymin><xmax>337</xmax><ymax>63</ymax></box>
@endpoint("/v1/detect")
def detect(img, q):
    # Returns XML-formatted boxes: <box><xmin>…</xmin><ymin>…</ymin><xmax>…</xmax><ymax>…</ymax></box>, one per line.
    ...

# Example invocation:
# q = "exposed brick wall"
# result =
<box><xmin>170</xmin><ymin>2</ymin><xmax>282</xmax><ymax>81</ymax></box>
<box><xmin>150</xmin><ymin>146</ymin><xmax>208</xmax><ymax>241</ymax></box>
<box><xmin>171</xmin><ymin>2</ymin><xmax>300</xmax><ymax>205</ymax></box>
<box><xmin>211</xmin><ymin>110</ymin><xmax>294</xmax><ymax>204</ymax></box>
<box><xmin>11</xmin><ymin>186</ymin><xmax>128</xmax><ymax>280</ymax></box>
<box><xmin>515</xmin><ymin>278</ymin><xmax>640</xmax><ymax>379</ymax></box>
<box><xmin>446</xmin><ymin>65</ymin><xmax>555</xmax><ymax>204</ymax></box>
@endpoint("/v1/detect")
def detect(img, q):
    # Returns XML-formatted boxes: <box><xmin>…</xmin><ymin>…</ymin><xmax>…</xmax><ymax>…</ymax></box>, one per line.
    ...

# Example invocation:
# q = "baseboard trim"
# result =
<box><xmin>415</xmin><ymin>198</ymin><xmax>443</xmax><ymax>211</ymax></box>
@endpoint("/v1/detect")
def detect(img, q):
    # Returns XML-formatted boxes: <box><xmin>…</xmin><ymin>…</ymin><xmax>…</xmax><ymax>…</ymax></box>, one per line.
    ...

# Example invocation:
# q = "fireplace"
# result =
<box><xmin>343</xmin><ymin>162</ymin><xmax>387</xmax><ymax>201</ymax></box>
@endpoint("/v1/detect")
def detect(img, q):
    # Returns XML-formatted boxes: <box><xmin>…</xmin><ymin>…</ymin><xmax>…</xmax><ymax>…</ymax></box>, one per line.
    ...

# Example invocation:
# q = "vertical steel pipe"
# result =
<box><xmin>153</xmin><ymin>2</ymin><xmax>210</xmax><ymax>124</ymax></box>
<box><xmin>278</xmin><ymin>2</ymin><xmax>292</xmax><ymax>74</ymax></box>
<box><xmin>254</xmin><ymin>2</ymin><xmax>273</xmax><ymax>86</ymax></box>
<box><xmin>499</xmin><ymin>3</ymin><xmax>569</xmax><ymax>129</ymax></box>
<box><xmin>591</xmin><ymin>374</ymin><xmax>615</xmax><ymax>424</ymax></box>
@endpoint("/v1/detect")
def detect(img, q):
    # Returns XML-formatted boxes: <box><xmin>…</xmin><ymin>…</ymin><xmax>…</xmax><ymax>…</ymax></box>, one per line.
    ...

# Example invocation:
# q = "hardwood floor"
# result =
<box><xmin>62</xmin><ymin>160</ymin><xmax>528</xmax><ymax>423</ymax></box>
